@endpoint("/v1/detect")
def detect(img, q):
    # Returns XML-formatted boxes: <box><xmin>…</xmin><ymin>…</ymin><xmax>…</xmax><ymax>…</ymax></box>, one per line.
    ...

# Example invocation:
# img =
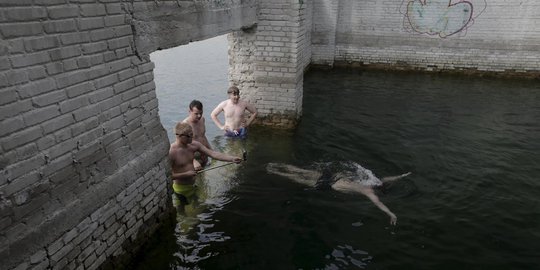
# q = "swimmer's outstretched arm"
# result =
<box><xmin>381</xmin><ymin>172</ymin><xmax>412</xmax><ymax>183</ymax></box>
<box><xmin>361</xmin><ymin>188</ymin><xmax>397</xmax><ymax>225</ymax></box>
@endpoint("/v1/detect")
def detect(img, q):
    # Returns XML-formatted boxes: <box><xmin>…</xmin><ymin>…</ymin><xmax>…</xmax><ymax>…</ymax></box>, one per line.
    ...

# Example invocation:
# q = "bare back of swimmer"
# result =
<box><xmin>266</xmin><ymin>161</ymin><xmax>411</xmax><ymax>225</ymax></box>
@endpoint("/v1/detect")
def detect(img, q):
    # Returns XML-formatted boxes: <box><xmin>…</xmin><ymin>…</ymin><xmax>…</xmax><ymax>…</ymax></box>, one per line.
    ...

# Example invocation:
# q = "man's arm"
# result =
<box><xmin>244</xmin><ymin>102</ymin><xmax>258</xmax><ymax>127</ymax></box>
<box><xmin>193</xmin><ymin>141</ymin><xmax>242</xmax><ymax>163</ymax></box>
<box><xmin>210</xmin><ymin>102</ymin><xmax>226</xmax><ymax>130</ymax></box>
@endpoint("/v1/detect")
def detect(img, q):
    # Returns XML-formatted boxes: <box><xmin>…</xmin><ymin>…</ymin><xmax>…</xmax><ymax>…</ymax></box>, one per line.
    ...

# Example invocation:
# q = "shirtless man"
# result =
<box><xmin>169</xmin><ymin>122</ymin><xmax>242</xmax><ymax>211</ymax></box>
<box><xmin>211</xmin><ymin>86</ymin><xmax>258</xmax><ymax>138</ymax></box>
<box><xmin>182</xmin><ymin>100</ymin><xmax>211</xmax><ymax>170</ymax></box>
<box><xmin>266</xmin><ymin>162</ymin><xmax>411</xmax><ymax>225</ymax></box>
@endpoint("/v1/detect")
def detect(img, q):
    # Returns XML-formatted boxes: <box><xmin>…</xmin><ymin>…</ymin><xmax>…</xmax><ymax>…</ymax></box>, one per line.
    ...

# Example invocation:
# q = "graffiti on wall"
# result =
<box><xmin>401</xmin><ymin>0</ymin><xmax>486</xmax><ymax>38</ymax></box>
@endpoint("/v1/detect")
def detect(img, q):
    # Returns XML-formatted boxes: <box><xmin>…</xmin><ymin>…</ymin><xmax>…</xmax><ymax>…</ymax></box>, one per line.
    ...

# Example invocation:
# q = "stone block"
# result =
<box><xmin>81</xmin><ymin>41</ymin><xmax>107</xmax><ymax>54</ymax></box>
<box><xmin>0</xmin><ymin>22</ymin><xmax>42</xmax><ymax>38</ymax></box>
<box><xmin>43</xmin><ymin>19</ymin><xmax>77</xmax><ymax>34</ymax></box>
<box><xmin>22</xmin><ymin>105</ymin><xmax>60</xmax><ymax>126</ymax></box>
<box><xmin>49</xmin><ymin>45</ymin><xmax>82</xmax><ymax>61</ymax></box>
<box><xmin>72</xmin><ymin>103</ymin><xmax>100</xmax><ymax>121</ymax></box>
<box><xmin>31</xmin><ymin>89</ymin><xmax>66</xmax><ymax>108</ymax></box>
<box><xmin>80</xmin><ymin>4</ymin><xmax>106</xmax><ymax>17</ymax></box>
<box><xmin>0</xmin><ymin>116</ymin><xmax>25</xmax><ymax>137</ymax></box>
<box><xmin>78</xmin><ymin>17</ymin><xmax>104</xmax><ymax>31</ymax></box>
<box><xmin>89</xmin><ymin>28</ymin><xmax>115</xmax><ymax>41</ymax></box>
<box><xmin>1</xmin><ymin>125</ymin><xmax>42</xmax><ymax>152</ymax></box>
<box><xmin>47</xmin><ymin>6</ymin><xmax>79</xmax><ymax>20</ymax></box>
<box><xmin>104</xmin><ymin>14</ymin><xmax>125</xmax><ymax>27</ymax></box>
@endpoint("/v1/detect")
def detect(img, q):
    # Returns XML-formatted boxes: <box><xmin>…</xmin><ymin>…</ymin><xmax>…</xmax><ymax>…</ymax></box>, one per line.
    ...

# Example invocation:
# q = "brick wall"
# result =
<box><xmin>0</xmin><ymin>1</ymin><xmax>256</xmax><ymax>269</ymax></box>
<box><xmin>312</xmin><ymin>0</ymin><xmax>540</xmax><ymax>74</ymax></box>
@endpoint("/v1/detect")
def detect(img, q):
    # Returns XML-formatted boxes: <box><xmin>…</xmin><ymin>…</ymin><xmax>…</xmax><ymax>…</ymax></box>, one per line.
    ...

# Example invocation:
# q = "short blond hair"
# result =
<box><xmin>174</xmin><ymin>122</ymin><xmax>192</xmax><ymax>135</ymax></box>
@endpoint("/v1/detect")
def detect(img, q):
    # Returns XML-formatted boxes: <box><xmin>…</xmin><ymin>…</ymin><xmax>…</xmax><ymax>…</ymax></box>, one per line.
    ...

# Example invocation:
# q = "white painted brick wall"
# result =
<box><xmin>312</xmin><ymin>0</ymin><xmax>540</xmax><ymax>73</ymax></box>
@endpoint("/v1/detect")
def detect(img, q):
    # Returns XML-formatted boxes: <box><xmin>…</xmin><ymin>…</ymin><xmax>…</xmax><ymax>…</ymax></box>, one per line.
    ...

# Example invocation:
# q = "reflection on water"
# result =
<box><xmin>135</xmin><ymin>36</ymin><xmax>540</xmax><ymax>269</ymax></box>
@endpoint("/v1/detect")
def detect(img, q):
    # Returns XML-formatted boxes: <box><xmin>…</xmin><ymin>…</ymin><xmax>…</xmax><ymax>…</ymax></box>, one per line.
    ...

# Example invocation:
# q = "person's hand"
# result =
<box><xmin>389</xmin><ymin>212</ymin><xmax>397</xmax><ymax>225</ymax></box>
<box><xmin>222</xmin><ymin>125</ymin><xmax>230</xmax><ymax>131</ymax></box>
<box><xmin>186</xmin><ymin>170</ymin><xmax>197</xmax><ymax>177</ymax></box>
<box><xmin>193</xmin><ymin>160</ymin><xmax>202</xmax><ymax>171</ymax></box>
<box><xmin>231</xmin><ymin>156</ymin><xmax>242</xmax><ymax>164</ymax></box>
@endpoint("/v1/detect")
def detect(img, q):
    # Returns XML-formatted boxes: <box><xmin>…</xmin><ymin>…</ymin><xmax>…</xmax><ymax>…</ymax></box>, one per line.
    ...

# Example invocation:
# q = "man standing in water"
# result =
<box><xmin>169</xmin><ymin>122</ymin><xmax>243</xmax><ymax>213</ymax></box>
<box><xmin>182</xmin><ymin>100</ymin><xmax>212</xmax><ymax>170</ymax></box>
<box><xmin>211</xmin><ymin>86</ymin><xmax>258</xmax><ymax>138</ymax></box>
<box><xmin>266</xmin><ymin>162</ymin><xmax>411</xmax><ymax>225</ymax></box>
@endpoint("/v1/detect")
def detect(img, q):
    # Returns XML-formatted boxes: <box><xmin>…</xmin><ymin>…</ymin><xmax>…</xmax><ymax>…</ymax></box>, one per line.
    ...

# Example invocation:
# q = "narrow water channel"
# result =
<box><xmin>137</xmin><ymin>36</ymin><xmax>540</xmax><ymax>269</ymax></box>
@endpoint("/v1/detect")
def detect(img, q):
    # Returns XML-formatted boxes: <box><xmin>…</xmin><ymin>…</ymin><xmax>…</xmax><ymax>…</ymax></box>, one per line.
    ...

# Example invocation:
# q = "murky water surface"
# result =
<box><xmin>137</xmin><ymin>36</ymin><xmax>540</xmax><ymax>269</ymax></box>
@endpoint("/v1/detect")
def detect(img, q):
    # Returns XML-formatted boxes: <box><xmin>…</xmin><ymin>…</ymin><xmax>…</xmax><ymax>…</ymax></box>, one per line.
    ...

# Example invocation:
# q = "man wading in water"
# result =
<box><xmin>211</xmin><ymin>86</ymin><xmax>257</xmax><ymax>139</ymax></box>
<box><xmin>266</xmin><ymin>161</ymin><xmax>411</xmax><ymax>225</ymax></box>
<box><xmin>169</xmin><ymin>122</ymin><xmax>243</xmax><ymax>213</ymax></box>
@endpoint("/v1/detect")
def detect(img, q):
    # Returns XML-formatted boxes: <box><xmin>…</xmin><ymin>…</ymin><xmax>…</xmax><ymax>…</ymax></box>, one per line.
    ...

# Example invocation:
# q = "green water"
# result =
<box><xmin>134</xmin><ymin>66</ymin><xmax>540</xmax><ymax>269</ymax></box>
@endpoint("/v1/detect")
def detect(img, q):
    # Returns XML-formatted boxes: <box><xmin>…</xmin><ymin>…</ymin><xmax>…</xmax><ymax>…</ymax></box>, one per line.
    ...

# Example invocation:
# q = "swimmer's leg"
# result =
<box><xmin>331</xmin><ymin>180</ymin><xmax>397</xmax><ymax>225</ymax></box>
<box><xmin>381</xmin><ymin>172</ymin><xmax>412</xmax><ymax>183</ymax></box>
<box><xmin>266</xmin><ymin>163</ymin><xmax>320</xmax><ymax>187</ymax></box>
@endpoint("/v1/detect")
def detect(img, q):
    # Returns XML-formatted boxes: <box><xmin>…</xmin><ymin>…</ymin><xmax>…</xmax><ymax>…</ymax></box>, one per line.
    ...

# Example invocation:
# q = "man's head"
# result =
<box><xmin>174</xmin><ymin>122</ymin><xmax>193</xmax><ymax>142</ymax></box>
<box><xmin>188</xmin><ymin>100</ymin><xmax>203</xmax><ymax>121</ymax></box>
<box><xmin>227</xmin><ymin>86</ymin><xmax>240</xmax><ymax>104</ymax></box>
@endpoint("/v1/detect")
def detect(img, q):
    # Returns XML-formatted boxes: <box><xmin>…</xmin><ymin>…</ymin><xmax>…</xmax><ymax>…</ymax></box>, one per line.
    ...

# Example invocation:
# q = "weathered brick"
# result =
<box><xmin>3</xmin><ymin>171</ymin><xmax>40</xmax><ymax>196</ymax></box>
<box><xmin>89</xmin><ymin>28</ymin><xmax>115</xmax><ymax>41</ymax></box>
<box><xmin>41</xmin><ymin>153</ymin><xmax>71</xmax><ymax>177</ymax></box>
<box><xmin>50</xmin><ymin>243</ymin><xmax>73</xmax><ymax>264</ymax></box>
<box><xmin>80</xmin><ymin>4</ymin><xmax>106</xmax><ymax>17</ymax></box>
<box><xmin>45</xmin><ymin>138</ymin><xmax>76</xmax><ymax>161</ymax></box>
<box><xmin>88</xmin><ymin>86</ymin><xmax>113</xmax><ymax>104</ymax></box>
<box><xmin>43</xmin><ymin>19</ymin><xmax>77</xmax><ymax>34</ymax></box>
<box><xmin>81</xmin><ymin>41</ymin><xmax>108</xmax><ymax>54</ymax></box>
<box><xmin>55</xmin><ymin>69</ymin><xmax>89</xmax><ymax>88</ymax></box>
<box><xmin>65</xmin><ymin>81</ymin><xmax>94</xmax><ymax>98</ymax></box>
<box><xmin>17</xmin><ymin>78</ymin><xmax>57</xmax><ymax>98</ymax></box>
<box><xmin>24</xmin><ymin>36</ymin><xmax>60</xmax><ymax>52</ymax></box>
<box><xmin>22</xmin><ymin>105</ymin><xmax>60</xmax><ymax>126</ymax></box>
<box><xmin>78</xmin><ymin>17</ymin><xmax>104</xmax><ymax>30</ymax></box>
<box><xmin>93</xmin><ymin>73</ymin><xmax>118</xmax><ymax>88</ymax></box>
<box><xmin>47</xmin><ymin>6</ymin><xmax>79</xmax><ymax>19</ymax></box>
<box><xmin>0</xmin><ymin>86</ymin><xmax>17</xmax><ymax>105</ymax></box>
<box><xmin>0</xmin><ymin>0</ymin><xmax>33</xmax><ymax>6</ymax></box>
<box><xmin>49</xmin><ymin>45</ymin><xmax>82</xmax><ymax>61</ymax></box>
<box><xmin>104</xmin><ymin>14</ymin><xmax>126</xmax><ymax>27</ymax></box>
<box><xmin>27</xmin><ymin>66</ymin><xmax>48</xmax><ymax>80</ymax></box>
<box><xmin>113</xmin><ymin>25</ymin><xmax>132</xmax><ymax>37</ymax></box>
<box><xmin>45</xmin><ymin>62</ymin><xmax>63</xmax><ymax>75</ymax></box>
<box><xmin>72</xmin><ymin>103</ymin><xmax>100</xmax><ymax>121</ymax></box>
<box><xmin>1</xmin><ymin>125</ymin><xmax>42</xmax><ymax>151</ymax></box>
<box><xmin>59</xmin><ymin>95</ymin><xmax>89</xmax><ymax>114</ymax></box>
<box><xmin>0</xmin><ymin>22</ymin><xmax>42</xmax><ymax>38</ymax></box>
<box><xmin>107</xmin><ymin>36</ymin><xmax>131</xmax><ymax>50</ymax></box>
<box><xmin>13</xmin><ymin>193</ymin><xmax>49</xmax><ymax>220</ymax></box>
<box><xmin>41</xmin><ymin>114</ymin><xmax>74</xmax><ymax>134</ymax></box>
<box><xmin>105</xmin><ymin>3</ymin><xmax>123</xmax><ymax>15</ymax></box>
<box><xmin>0</xmin><ymin>116</ymin><xmax>25</xmax><ymax>137</ymax></box>
<box><xmin>71</xmin><ymin>116</ymin><xmax>98</xmax><ymax>137</ymax></box>
<box><xmin>6</xmin><ymin>69</ymin><xmax>29</xmax><ymax>85</ymax></box>
<box><xmin>31</xmin><ymin>89</ymin><xmax>67</xmax><ymax>107</ymax></box>
<box><xmin>80</xmin><ymin>54</ymin><xmax>104</xmax><ymax>68</ymax></box>
<box><xmin>2</xmin><ymin>7</ymin><xmax>47</xmax><ymax>22</ymax></box>
<box><xmin>59</xmin><ymin>32</ymin><xmax>91</xmax><ymax>45</ymax></box>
